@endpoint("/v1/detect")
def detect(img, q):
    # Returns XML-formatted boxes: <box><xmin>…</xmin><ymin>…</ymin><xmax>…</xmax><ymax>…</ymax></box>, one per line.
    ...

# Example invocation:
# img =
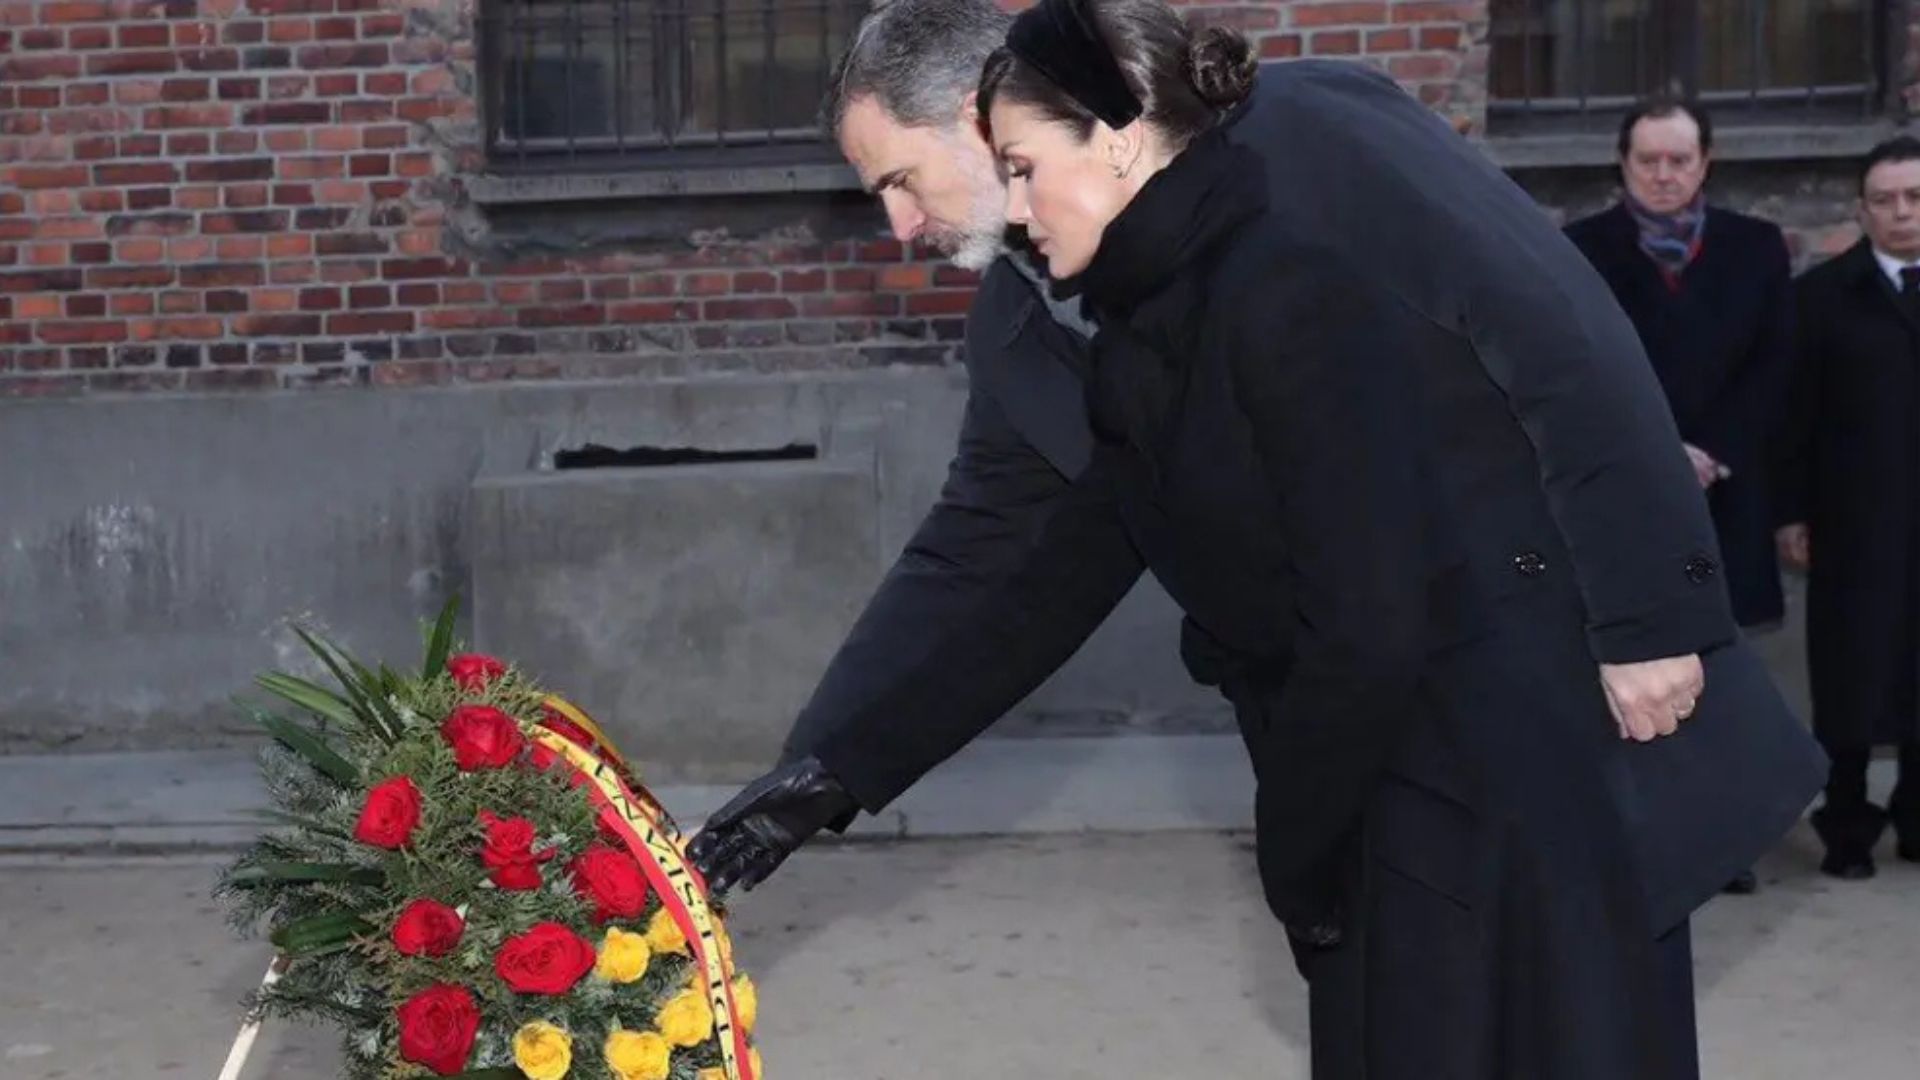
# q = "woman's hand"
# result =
<box><xmin>1599</xmin><ymin>655</ymin><xmax>1705</xmax><ymax>741</ymax></box>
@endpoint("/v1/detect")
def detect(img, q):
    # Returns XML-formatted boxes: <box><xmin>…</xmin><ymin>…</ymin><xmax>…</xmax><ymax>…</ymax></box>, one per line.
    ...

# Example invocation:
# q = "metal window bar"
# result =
<box><xmin>1488</xmin><ymin>0</ymin><xmax>1886</xmax><ymax>127</ymax></box>
<box><xmin>483</xmin><ymin>0</ymin><xmax>867</xmax><ymax>167</ymax></box>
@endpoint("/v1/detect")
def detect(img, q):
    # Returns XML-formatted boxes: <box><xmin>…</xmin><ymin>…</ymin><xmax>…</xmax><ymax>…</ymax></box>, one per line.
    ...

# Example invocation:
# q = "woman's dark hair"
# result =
<box><xmin>1616</xmin><ymin>96</ymin><xmax>1713</xmax><ymax>160</ymax></box>
<box><xmin>978</xmin><ymin>0</ymin><xmax>1257</xmax><ymax>149</ymax></box>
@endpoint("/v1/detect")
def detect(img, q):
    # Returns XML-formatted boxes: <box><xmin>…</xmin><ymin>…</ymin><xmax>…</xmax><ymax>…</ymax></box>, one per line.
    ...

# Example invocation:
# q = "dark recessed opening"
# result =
<box><xmin>552</xmin><ymin>443</ymin><xmax>819</xmax><ymax>470</ymax></box>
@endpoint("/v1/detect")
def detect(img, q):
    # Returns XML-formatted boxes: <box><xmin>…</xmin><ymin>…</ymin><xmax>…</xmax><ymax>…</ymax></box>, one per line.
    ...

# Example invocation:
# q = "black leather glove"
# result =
<box><xmin>687</xmin><ymin>756</ymin><xmax>858</xmax><ymax>895</ymax></box>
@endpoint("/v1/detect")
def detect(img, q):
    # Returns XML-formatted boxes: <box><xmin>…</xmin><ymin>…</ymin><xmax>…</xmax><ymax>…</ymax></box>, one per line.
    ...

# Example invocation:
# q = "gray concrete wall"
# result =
<box><xmin>0</xmin><ymin>374</ymin><xmax>1221</xmax><ymax>774</ymax></box>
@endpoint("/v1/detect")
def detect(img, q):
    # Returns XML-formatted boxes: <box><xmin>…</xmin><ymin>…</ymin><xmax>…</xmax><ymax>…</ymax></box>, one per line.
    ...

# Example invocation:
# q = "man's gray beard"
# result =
<box><xmin>946</xmin><ymin>228</ymin><xmax>1008</xmax><ymax>271</ymax></box>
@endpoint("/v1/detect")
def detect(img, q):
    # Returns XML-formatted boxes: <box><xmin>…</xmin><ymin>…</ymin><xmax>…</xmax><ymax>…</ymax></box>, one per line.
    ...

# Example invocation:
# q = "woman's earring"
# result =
<box><xmin>1112</xmin><ymin>163</ymin><xmax>1126</xmax><ymax>179</ymax></box>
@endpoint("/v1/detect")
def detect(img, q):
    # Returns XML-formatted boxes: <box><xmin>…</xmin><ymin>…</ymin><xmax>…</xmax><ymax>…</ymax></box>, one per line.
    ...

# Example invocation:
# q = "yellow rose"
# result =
<box><xmin>656</xmin><ymin>988</ymin><xmax>714</xmax><ymax>1048</ymax></box>
<box><xmin>596</xmin><ymin>927</ymin><xmax>651</xmax><ymax>984</ymax></box>
<box><xmin>605</xmin><ymin>1029</ymin><xmax>671</xmax><ymax>1080</ymax></box>
<box><xmin>512</xmin><ymin>1020</ymin><xmax>572</xmax><ymax>1080</ymax></box>
<box><xmin>696</xmin><ymin>1070</ymin><xmax>726</xmax><ymax>1080</ymax></box>
<box><xmin>731</xmin><ymin>974</ymin><xmax>758</xmax><ymax>1033</ymax></box>
<box><xmin>752</xmin><ymin>1046</ymin><xmax>764</xmax><ymax>1078</ymax></box>
<box><xmin>646</xmin><ymin>908</ymin><xmax>688</xmax><ymax>956</ymax></box>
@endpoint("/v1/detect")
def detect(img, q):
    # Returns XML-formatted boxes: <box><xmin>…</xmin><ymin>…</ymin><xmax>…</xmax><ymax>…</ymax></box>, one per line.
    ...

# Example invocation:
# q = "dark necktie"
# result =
<box><xmin>1902</xmin><ymin>266</ymin><xmax>1920</xmax><ymax>296</ymax></box>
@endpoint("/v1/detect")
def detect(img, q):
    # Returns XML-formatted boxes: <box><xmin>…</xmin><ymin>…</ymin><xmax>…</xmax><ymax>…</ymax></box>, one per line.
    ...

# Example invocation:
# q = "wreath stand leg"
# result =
<box><xmin>216</xmin><ymin>955</ymin><xmax>288</xmax><ymax>1080</ymax></box>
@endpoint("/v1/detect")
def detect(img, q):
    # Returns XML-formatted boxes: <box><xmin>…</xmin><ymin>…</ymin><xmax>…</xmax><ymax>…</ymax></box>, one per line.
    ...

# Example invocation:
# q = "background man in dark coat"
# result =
<box><xmin>1565</xmin><ymin>99</ymin><xmax>1798</xmax><ymax>894</ymax></box>
<box><xmin>1779</xmin><ymin>136</ymin><xmax>1920</xmax><ymax>879</ymax></box>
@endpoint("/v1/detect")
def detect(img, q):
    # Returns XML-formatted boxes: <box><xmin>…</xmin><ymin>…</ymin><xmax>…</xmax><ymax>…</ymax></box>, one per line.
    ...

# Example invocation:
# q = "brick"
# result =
<box><xmin>144</xmin><ymin>105</ymin><xmax>234</xmax><ymax>129</ymax></box>
<box><xmin>39</xmin><ymin>320</ymin><xmax>129</xmax><ymax>344</ymax></box>
<box><xmin>202</xmin><ymin>289</ymin><xmax>247</xmax><ymax>314</ymax></box>
<box><xmin>160</xmin><ymin>344</ymin><xmax>201</xmax><ymax>368</ymax></box>
<box><xmin>266</xmin><ymin>75</ymin><xmax>310</xmax><ymax>100</ymax></box>
<box><xmin>1309</xmin><ymin>30</ymin><xmax>1362</xmax><ymax>54</ymax></box>
<box><xmin>217</xmin><ymin>77</ymin><xmax>262</xmax><ymax>101</ymax></box>
<box><xmin>2</xmin><ymin>54</ymin><xmax>83</xmax><ymax>80</ymax></box>
<box><xmin>88</xmin><ymin>51</ymin><xmax>176</xmax><ymax>76</ymax></box>
<box><xmin>215</xmin><ymin>237</ymin><xmax>266</xmax><ymax>260</ymax></box>
<box><xmin>187</xmin><ymin>368</ymin><xmax>277</xmax><ymax>391</ymax></box>
<box><xmin>394</xmin><ymin>283</ymin><xmax>439</xmax><ymax>306</ymax></box>
<box><xmin>360</xmin><ymin>12</ymin><xmax>404</xmax><ymax>38</ymax></box>
<box><xmin>119</xmin><ymin>24</ymin><xmax>172</xmax><ymax>48</ymax></box>
<box><xmin>1390</xmin><ymin>1</ymin><xmax>1475</xmax><ymax>22</ymax></box>
<box><xmin>347</xmin><ymin>284</ymin><xmax>391</xmax><ymax>308</ymax></box>
<box><xmin>279</xmin><ymin>156</ymin><xmax>343</xmax><ymax>180</ymax></box>
<box><xmin>202</xmin><ymin>210</ymin><xmax>288</xmax><ymax>235</ymax></box>
<box><xmin>271</xmin><ymin>184</ymin><xmax>315</xmax><ymax>207</ymax></box>
<box><xmin>68</xmin><ymin>346</ymin><xmax>111</xmax><ymax>370</ymax></box>
<box><xmin>316</xmin><ymin>232</ymin><xmax>388</xmax><ymax>256</ymax></box>
<box><xmin>119</xmin><ymin>133</ymin><xmax>164</xmax><ymax>156</ymax></box>
<box><xmin>349</xmin><ymin>153</ymin><xmax>390</xmax><ymax>178</ymax></box>
<box><xmin>168</xmin><ymin>133</ymin><xmax>214</xmax><ymax>156</ymax></box>
<box><xmin>160</xmin><ymin>78</ymin><xmax>212</xmax><ymax>102</ymax></box>
<box><xmin>803</xmin><ymin>294</ymin><xmax>900</xmax><ymax>317</ymax></box>
<box><xmin>12</xmin><ymin>164</ymin><xmax>89</xmax><ymax>190</ymax></box>
<box><xmin>15</xmin><ymin>295</ymin><xmax>62</xmax><ymax>318</ymax></box>
<box><xmin>1260</xmin><ymin>33</ymin><xmax>1304</xmax><ymax>58</ymax></box>
<box><xmin>180</xmin><ymin>48</ymin><xmax>242</xmax><ymax>72</ymax></box>
<box><xmin>362</xmin><ymin>72</ymin><xmax>404</xmax><ymax>96</ymax></box>
<box><xmin>172</xmin><ymin>21</ymin><xmax>219</xmax><ymax>47</ymax></box>
<box><xmin>183</xmin><ymin>158</ymin><xmax>275</xmax><ymax>184</ymax></box>
<box><xmin>268</xmin><ymin>17</ymin><xmax>315</xmax><ymax>43</ymax></box>
<box><xmin>223</xmin><ymin>20</ymin><xmax>265</xmax><ymax>44</ymax></box>
<box><xmin>295</xmin><ymin>286</ymin><xmax>341</xmax><ymax>311</ymax></box>
<box><xmin>224</xmin><ymin>184</ymin><xmax>270</xmax><ymax>209</ymax></box>
<box><xmin>364</xmin><ymin>124</ymin><xmax>408</xmax><ymax>149</ymax></box>
<box><xmin>423</xmin><ymin>307</ymin><xmax>511</xmax><ymax>330</ymax></box>
<box><xmin>72</xmin><ymin>242</ymin><xmax>112</xmax><ymax>265</ymax></box>
<box><xmin>117</xmin><ymin>345</ymin><xmax>157</xmax><ymax>366</ymax></box>
<box><xmin>234</xmin><ymin>314</ymin><xmax>322</xmax><ymax>337</ymax></box>
<box><xmin>215</xmin><ymin>131</ymin><xmax>258</xmax><ymax>155</ymax></box>
<box><xmin>338</xmin><ymin>100</ymin><xmax>393</xmax><ymax>123</ymax></box>
<box><xmin>208</xmin><ymin>343</ymin><xmax>249</xmax><ymax>365</ymax></box>
<box><xmin>68</xmin><ymin>25</ymin><xmax>111</xmax><ymax>49</ymax></box>
<box><xmin>78</xmin><ymin>189</ymin><xmax>125</xmax><ymax>214</ymax></box>
<box><xmin>158</xmin><ymin>288</ymin><xmax>204</xmax><ymax>313</ymax></box>
<box><xmin>1418</xmin><ymin>25</ymin><xmax>1463</xmax><ymax>50</ymax></box>
<box><xmin>244</xmin><ymin>102</ymin><xmax>332</xmax><ymax>131</ymax></box>
<box><xmin>65</xmin><ymin>294</ymin><xmax>107</xmax><ymax>318</ymax></box>
<box><xmin>265</xmin><ymin>131</ymin><xmax>310</xmax><ymax>154</ymax></box>
<box><xmin>24</xmin><ymin>242</ymin><xmax>67</xmax><ymax>267</ymax></box>
<box><xmin>266</xmin><ymin>234</ymin><xmax>312</xmax><ymax>258</ymax></box>
<box><xmin>1</xmin><ymin>270</ymin><xmax>84</xmax><ymax>296</ymax></box>
<box><xmin>1365</xmin><ymin>27</ymin><xmax>1415</xmax><ymax>50</ymax></box>
<box><xmin>608</xmin><ymin>301</ymin><xmax>696</xmax><ymax>323</ymax></box>
<box><xmin>319</xmin><ymin>260</ymin><xmax>377</xmax><ymax>283</ymax></box>
<box><xmin>176</xmin><ymin>187</ymin><xmax>220</xmax><ymax>210</ymax></box>
<box><xmin>88</xmin><ymin>266</ymin><xmax>174</xmax><ymax>288</ymax></box>
<box><xmin>36</xmin><ymin>218</ymin><xmax>103</xmax><ymax>240</ymax></box>
<box><xmin>21</xmin><ymin>28</ymin><xmax>60</xmax><ymax>49</ymax></box>
<box><xmin>244</xmin><ymin>47</ymin><xmax>292</xmax><ymax>70</ymax></box>
<box><xmin>316</xmin><ymin>16</ymin><xmax>355</xmax><ymax>39</ymax></box>
<box><xmin>1388</xmin><ymin>53</ymin><xmax>1458</xmax><ymax>80</ymax></box>
<box><xmin>252</xmin><ymin>288</ymin><xmax>297</xmax><ymax>312</ymax></box>
<box><xmin>40</xmin><ymin>1</ymin><xmax>113</xmax><ymax>22</ymax></box>
<box><xmin>180</xmin><ymin>263</ymin><xmax>265</xmax><ymax>287</ymax></box>
<box><xmin>297</xmin><ymin>43</ymin><xmax>388</xmax><ymax>68</ymax></box>
<box><xmin>126</xmin><ymin>188</ymin><xmax>173</xmax><ymax>213</ymax></box>
<box><xmin>64</xmin><ymin>83</ymin><xmax>110</xmax><ymax>106</ymax></box>
<box><xmin>327</xmin><ymin>311</ymin><xmax>413</xmax><ymax>335</ymax></box>
<box><xmin>877</xmin><ymin>264</ymin><xmax>931</xmax><ymax>291</ymax></box>
<box><xmin>110</xmin><ymin>292</ymin><xmax>156</xmax><ymax>316</ymax></box>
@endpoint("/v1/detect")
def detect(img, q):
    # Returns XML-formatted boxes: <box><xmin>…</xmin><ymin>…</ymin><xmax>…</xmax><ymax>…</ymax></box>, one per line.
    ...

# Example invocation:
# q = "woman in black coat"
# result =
<box><xmin>1564</xmin><ymin>102</ymin><xmax>1796</xmax><ymax>633</ymax></box>
<box><xmin>690</xmin><ymin>1</ymin><xmax>1822</xmax><ymax>1075</ymax></box>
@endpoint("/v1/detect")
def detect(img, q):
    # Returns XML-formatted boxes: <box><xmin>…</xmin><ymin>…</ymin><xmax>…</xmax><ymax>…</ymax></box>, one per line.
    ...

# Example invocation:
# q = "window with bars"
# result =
<box><xmin>479</xmin><ymin>0</ymin><xmax>872</xmax><ymax>170</ymax></box>
<box><xmin>1488</xmin><ymin>0</ymin><xmax>1890</xmax><ymax>131</ymax></box>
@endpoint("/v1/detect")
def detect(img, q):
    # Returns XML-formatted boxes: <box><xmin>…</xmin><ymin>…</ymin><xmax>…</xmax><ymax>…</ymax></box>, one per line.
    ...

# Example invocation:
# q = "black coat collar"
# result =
<box><xmin>1076</xmin><ymin>127</ymin><xmax>1269</xmax><ymax>319</ymax></box>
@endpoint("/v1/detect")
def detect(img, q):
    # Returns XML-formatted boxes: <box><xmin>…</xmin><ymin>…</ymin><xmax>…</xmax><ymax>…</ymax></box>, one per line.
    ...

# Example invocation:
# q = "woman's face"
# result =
<box><xmin>989</xmin><ymin>100</ymin><xmax>1142</xmax><ymax>278</ymax></box>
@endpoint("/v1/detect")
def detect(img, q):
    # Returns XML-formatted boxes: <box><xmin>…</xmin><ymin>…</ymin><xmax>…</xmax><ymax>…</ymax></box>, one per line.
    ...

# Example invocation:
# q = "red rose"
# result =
<box><xmin>392</xmin><ymin>898</ymin><xmax>464</xmax><ymax>957</ymax></box>
<box><xmin>440</xmin><ymin>705</ymin><xmax>525</xmax><ymax>771</ymax></box>
<box><xmin>478</xmin><ymin>809</ymin><xmax>554</xmax><ymax>891</ymax></box>
<box><xmin>447</xmin><ymin>653</ymin><xmax>507</xmax><ymax>692</ymax></box>
<box><xmin>354</xmin><ymin>776</ymin><xmax>422</xmax><ymax>849</ymax></box>
<box><xmin>569</xmin><ymin>844</ymin><xmax>649</xmax><ymax>923</ymax></box>
<box><xmin>494</xmin><ymin>921</ymin><xmax>597</xmax><ymax>995</ymax></box>
<box><xmin>396</xmin><ymin>984</ymin><xmax>479</xmax><ymax>1075</ymax></box>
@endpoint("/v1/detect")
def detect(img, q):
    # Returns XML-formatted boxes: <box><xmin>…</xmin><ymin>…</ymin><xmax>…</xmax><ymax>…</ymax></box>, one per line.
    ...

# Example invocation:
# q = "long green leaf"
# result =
<box><xmin>292</xmin><ymin>627</ymin><xmax>398</xmax><ymax>743</ymax></box>
<box><xmin>265</xmin><ymin>987</ymin><xmax>382</xmax><ymax>1024</ymax></box>
<box><xmin>341</xmin><ymin>654</ymin><xmax>408</xmax><ymax>738</ymax></box>
<box><xmin>227</xmin><ymin>861</ymin><xmax>386</xmax><ymax>887</ymax></box>
<box><xmin>256</xmin><ymin>672</ymin><xmax>362</xmax><ymax>731</ymax></box>
<box><xmin>254</xmin><ymin>712</ymin><xmax>360</xmax><ymax>786</ymax></box>
<box><xmin>271</xmin><ymin>911</ymin><xmax>376</xmax><ymax>955</ymax></box>
<box><xmin>422</xmin><ymin>594</ymin><xmax>460</xmax><ymax>681</ymax></box>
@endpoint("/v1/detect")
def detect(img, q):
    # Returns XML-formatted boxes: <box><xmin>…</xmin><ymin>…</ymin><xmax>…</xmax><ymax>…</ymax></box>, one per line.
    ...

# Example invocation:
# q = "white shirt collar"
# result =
<box><xmin>1872</xmin><ymin>247</ymin><xmax>1920</xmax><ymax>289</ymax></box>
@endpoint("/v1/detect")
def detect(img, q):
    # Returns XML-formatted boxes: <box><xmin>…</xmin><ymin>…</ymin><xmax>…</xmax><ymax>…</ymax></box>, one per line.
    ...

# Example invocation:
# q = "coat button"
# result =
<box><xmin>1512</xmin><ymin>550</ymin><xmax>1548</xmax><ymax>578</ymax></box>
<box><xmin>1684</xmin><ymin>554</ymin><xmax>1718</xmax><ymax>585</ymax></box>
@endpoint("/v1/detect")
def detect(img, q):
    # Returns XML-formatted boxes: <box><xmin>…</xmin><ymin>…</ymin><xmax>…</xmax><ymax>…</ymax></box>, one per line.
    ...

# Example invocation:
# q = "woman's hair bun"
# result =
<box><xmin>1187</xmin><ymin>25</ymin><xmax>1257</xmax><ymax>108</ymax></box>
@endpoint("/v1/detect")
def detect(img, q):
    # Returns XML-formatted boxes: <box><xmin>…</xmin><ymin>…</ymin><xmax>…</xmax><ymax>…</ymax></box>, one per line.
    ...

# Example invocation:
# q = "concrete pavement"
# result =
<box><xmin>3</xmin><ymin>827</ymin><xmax>1918</xmax><ymax>1080</ymax></box>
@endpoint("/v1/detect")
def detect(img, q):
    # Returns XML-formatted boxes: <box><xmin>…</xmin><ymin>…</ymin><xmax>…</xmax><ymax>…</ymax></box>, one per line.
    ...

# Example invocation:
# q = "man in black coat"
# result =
<box><xmin>1779</xmin><ymin>136</ymin><xmax>1920</xmax><ymax>879</ymax></box>
<box><xmin>1565</xmin><ymin>99</ymin><xmax>1798</xmax><ymax>894</ymax></box>
<box><xmin>686</xmin><ymin>0</ymin><xmax>1822</xmax><ymax>1070</ymax></box>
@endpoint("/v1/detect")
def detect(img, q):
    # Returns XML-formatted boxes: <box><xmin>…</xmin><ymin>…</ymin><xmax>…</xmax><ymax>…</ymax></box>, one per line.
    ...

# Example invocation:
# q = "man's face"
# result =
<box><xmin>1860</xmin><ymin>158</ymin><xmax>1920</xmax><ymax>261</ymax></box>
<box><xmin>1622</xmin><ymin>112</ymin><xmax>1709</xmax><ymax>215</ymax></box>
<box><xmin>838</xmin><ymin>94</ymin><xmax>1008</xmax><ymax>270</ymax></box>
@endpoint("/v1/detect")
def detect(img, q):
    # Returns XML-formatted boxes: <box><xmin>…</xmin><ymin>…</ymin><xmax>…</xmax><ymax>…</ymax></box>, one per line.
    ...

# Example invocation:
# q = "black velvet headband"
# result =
<box><xmin>1005</xmin><ymin>0</ymin><xmax>1145</xmax><ymax>130</ymax></box>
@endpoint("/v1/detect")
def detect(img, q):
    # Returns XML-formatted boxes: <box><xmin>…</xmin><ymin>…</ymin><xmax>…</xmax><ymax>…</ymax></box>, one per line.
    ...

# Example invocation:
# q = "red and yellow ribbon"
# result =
<box><xmin>530</xmin><ymin>697</ymin><xmax>756</xmax><ymax>1080</ymax></box>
